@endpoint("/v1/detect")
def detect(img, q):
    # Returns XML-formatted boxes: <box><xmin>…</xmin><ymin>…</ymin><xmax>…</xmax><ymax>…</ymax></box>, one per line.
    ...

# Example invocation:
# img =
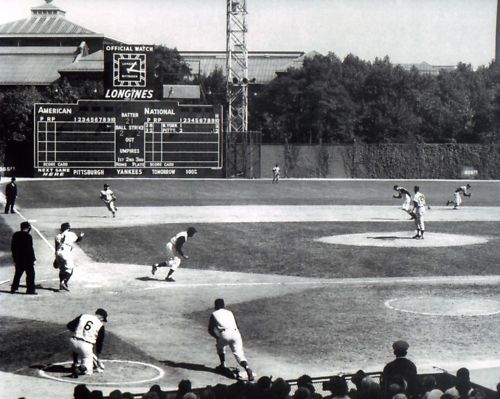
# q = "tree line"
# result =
<box><xmin>1</xmin><ymin>48</ymin><xmax>499</xmax><ymax>154</ymax></box>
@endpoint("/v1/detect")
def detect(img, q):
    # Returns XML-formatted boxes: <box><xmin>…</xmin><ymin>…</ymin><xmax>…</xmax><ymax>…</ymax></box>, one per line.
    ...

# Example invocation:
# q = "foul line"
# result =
<box><xmin>0</xmin><ymin>192</ymin><xmax>55</xmax><ymax>252</ymax></box>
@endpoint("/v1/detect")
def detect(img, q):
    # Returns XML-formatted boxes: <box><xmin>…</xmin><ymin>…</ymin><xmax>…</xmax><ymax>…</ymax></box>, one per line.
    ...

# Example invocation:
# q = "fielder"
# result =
<box><xmin>54</xmin><ymin>222</ymin><xmax>84</xmax><ymax>291</ymax></box>
<box><xmin>272</xmin><ymin>164</ymin><xmax>280</xmax><ymax>184</ymax></box>
<box><xmin>208</xmin><ymin>298</ymin><xmax>255</xmax><ymax>382</ymax></box>
<box><xmin>152</xmin><ymin>227</ymin><xmax>197</xmax><ymax>282</ymax></box>
<box><xmin>446</xmin><ymin>184</ymin><xmax>471</xmax><ymax>209</ymax></box>
<box><xmin>67</xmin><ymin>308</ymin><xmax>108</xmax><ymax>378</ymax></box>
<box><xmin>412</xmin><ymin>186</ymin><xmax>427</xmax><ymax>239</ymax></box>
<box><xmin>392</xmin><ymin>185</ymin><xmax>415</xmax><ymax>219</ymax></box>
<box><xmin>100</xmin><ymin>183</ymin><xmax>117</xmax><ymax>217</ymax></box>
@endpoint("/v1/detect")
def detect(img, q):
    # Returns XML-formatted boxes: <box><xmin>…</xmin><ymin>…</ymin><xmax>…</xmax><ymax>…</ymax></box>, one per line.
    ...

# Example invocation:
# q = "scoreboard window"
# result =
<box><xmin>34</xmin><ymin>100</ymin><xmax>224</xmax><ymax>178</ymax></box>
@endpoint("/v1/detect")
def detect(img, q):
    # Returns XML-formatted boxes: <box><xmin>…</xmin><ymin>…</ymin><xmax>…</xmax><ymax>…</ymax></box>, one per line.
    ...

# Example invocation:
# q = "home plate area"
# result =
<box><xmin>316</xmin><ymin>231</ymin><xmax>490</xmax><ymax>247</ymax></box>
<box><xmin>39</xmin><ymin>360</ymin><xmax>164</xmax><ymax>386</ymax></box>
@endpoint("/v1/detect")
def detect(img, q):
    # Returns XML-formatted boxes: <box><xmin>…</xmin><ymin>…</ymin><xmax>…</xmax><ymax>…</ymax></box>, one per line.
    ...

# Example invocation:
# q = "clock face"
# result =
<box><xmin>113</xmin><ymin>53</ymin><xmax>147</xmax><ymax>87</ymax></box>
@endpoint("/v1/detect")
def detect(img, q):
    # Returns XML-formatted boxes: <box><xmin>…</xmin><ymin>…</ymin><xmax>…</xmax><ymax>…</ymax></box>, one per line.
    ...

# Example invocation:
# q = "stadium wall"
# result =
<box><xmin>260</xmin><ymin>143</ymin><xmax>500</xmax><ymax>179</ymax></box>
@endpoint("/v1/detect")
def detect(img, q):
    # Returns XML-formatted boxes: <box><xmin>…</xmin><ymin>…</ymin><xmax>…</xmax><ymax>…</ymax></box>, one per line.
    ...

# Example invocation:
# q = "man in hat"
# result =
<box><xmin>10</xmin><ymin>221</ymin><xmax>37</xmax><ymax>294</ymax></box>
<box><xmin>381</xmin><ymin>340</ymin><xmax>417</xmax><ymax>399</ymax></box>
<box><xmin>54</xmin><ymin>222</ymin><xmax>85</xmax><ymax>291</ymax></box>
<box><xmin>152</xmin><ymin>227</ymin><xmax>197</xmax><ymax>282</ymax></box>
<box><xmin>208</xmin><ymin>298</ymin><xmax>255</xmax><ymax>382</ymax></box>
<box><xmin>4</xmin><ymin>176</ymin><xmax>17</xmax><ymax>214</ymax></box>
<box><xmin>67</xmin><ymin>308</ymin><xmax>108</xmax><ymax>377</ymax></box>
<box><xmin>446</xmin><ymin>184</ymin><xmax>472</xmax><ymax>210</ymax></box>
<box><xmin>99</xmin><ymin>183</ymin><xmax>117</xmax><ymax>217</ymax></box>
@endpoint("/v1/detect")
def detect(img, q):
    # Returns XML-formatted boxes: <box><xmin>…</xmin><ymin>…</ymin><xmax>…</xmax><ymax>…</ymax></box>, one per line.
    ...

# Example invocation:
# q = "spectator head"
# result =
<box><xmin>388</xmin><ymin>383</ymin><xmax>405</xmax><ymax>398</ymax></box>
<box><xmin>214</xmin><ymin>383</ymin><xmax>230</xmax><ymax>399</ymax></box>
<box><xmin>149</xmin><ymin>385</ymin><xmax>165</xmax><ymax>399</ymax></box>
<box><xmin>423</xmin><ymin>376</ymin><xmax>438</xmax><ymax>392</ymax></box>
<box><xmin>352</xmin><ymin>370</ymin><xmax>368</xmax><ymax>389</ymax></box>
<box><xmin>200</xmin><ymin>387</ymin><xmax>216</xmax><ymax>399</ymax></box>
<box><xmin>294</xmin><ymin>387</ymin><xmax>311</xmax><ymax>399</ymax></box>
<box><xmin>393</xmin><ymin>394</ymin><xmax>407</xmax><ymax>399</ymax></box>
<box><xmin>74</xmin><ymin>384</ymin><xmax>91</xmax><ymax>399</ymax></box>
<box><xmin>214</xmin><ymin>298</ymin><xmax>225</xmax><ymax>310</ymax></box>
<box><xmin>271</xmin><ymin>377</ymin><xmax>291</xmax><ymax>399</ymax></box>
<box><xmin>297</xmin><ymin>375</ymin><xmax>313</xmax><ymax>388</ymax></box>
<box><xmin>441</xmin><ymin>393</ymin><xmax>456</xmax><ymax>399</ymax></box>
<box><xmin>109</xmin><ymin>390</ymin><xmax>123</xmax><ymax>399</ymax></box>
<box><xmin>257</xmin><ymin>376</ymin><xmax>273</xmax><ymax>390</ymax></box>
<box><xmin>122</xmin><ymin>393</ymin><xmax>134</xmax><ymax>399</ymax></box>
<box><xmin>178</xmin><ymin>380</ymin><xmax>192</xmax><ymax>394</ymax></box>
<box><xmin>392</xmin><ymin>340</ymin><xmax>409</xmax><ymax>357</ymax></box>
<box><xmin>90</xmin><ymin>391</ymin><xmax>104</xmax><ymax>399</ymax></box>
<box><xmin>456</xmin><ymin>368</ymin><xmax>470</xmax><ymax>382</ymax></box>
<box><xmin>182</xmin><ymin>394</ymin><xmax>198</xmax><ymax>399</ymax></box>
<box><xmin>324</xmin><ymin>375</ymin><xmax>349</xmax><ymax>396</ymax></box>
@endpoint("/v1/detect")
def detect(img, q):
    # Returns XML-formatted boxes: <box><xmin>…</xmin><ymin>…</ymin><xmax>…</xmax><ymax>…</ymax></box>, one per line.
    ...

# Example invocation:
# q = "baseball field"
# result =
<box><xmin>1</xmin><ymin>178</ymin><xmax>500</xmax><ymax>399</ymax></box>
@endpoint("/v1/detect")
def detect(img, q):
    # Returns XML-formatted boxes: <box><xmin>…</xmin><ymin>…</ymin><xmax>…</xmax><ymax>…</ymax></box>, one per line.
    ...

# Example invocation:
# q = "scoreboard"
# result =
<box><xmin>34</xmin><ymin>100</ymin><xmax>224</xmax><ymax>178</ymax></box>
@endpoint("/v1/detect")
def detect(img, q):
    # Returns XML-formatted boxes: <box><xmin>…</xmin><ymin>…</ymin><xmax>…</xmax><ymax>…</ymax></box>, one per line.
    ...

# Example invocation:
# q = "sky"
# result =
<box><xmin>0</xmin><ymin>0</ymin><xmax>497</xmax><ymax>68</ymax></box>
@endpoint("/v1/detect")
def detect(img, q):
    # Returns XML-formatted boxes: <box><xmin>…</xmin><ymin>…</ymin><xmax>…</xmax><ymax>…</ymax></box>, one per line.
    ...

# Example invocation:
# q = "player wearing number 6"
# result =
<box><xmin>67</xmin><ymin>308</ymin><xmax>108</xmax><ymax>378</ymax></box>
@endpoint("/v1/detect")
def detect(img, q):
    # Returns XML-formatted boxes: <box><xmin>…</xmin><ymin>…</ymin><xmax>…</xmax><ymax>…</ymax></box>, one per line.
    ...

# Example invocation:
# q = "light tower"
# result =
<box><xmin>226</xmin><ymin>0</ymin><xmax>249</xmax><ymax>134</ymax></box>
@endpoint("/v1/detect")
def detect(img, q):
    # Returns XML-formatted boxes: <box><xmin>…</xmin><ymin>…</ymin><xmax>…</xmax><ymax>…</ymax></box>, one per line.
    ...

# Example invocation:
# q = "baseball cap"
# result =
<box><xmin>20</xmin><ymin>221</ymin><xmax>31</xmax><ymax>230</ymax></box>
<box><xmin>95</xmin><ymin>308</ymin><xmax>108</xmax><ymax>322</ymax></box>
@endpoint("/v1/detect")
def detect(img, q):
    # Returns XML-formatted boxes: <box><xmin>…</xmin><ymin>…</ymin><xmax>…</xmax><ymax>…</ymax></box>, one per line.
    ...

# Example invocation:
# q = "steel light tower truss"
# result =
<box><xmin>226</xmin><ymin>0</ymin><xmax>249</xmax><ymax>134</ymax></box>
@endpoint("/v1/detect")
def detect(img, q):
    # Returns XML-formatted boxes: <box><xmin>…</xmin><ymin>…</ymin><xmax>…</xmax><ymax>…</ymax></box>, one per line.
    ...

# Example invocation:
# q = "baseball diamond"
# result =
<box><xmin>0</xmin><ymin>178</ymin><xmax>499</xmax><ymax>399</ymax></box>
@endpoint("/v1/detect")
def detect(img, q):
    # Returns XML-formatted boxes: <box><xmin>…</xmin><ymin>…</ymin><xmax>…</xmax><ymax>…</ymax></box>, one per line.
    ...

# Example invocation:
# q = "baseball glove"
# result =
<box><xmin>52</xmin><ymin>258</ymin><xmax>59</xmax><ymax>269</ymax></box>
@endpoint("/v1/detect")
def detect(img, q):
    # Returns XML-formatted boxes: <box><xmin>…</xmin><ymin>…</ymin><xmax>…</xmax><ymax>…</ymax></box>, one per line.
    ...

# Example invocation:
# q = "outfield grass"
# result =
<box><xmin>80</xmin><ymin>221</ymin><xmax>500</xmax><ymax>278</ymax></box>
<box><xmin>12</xmin><ymin>179</ymin><xmax>500</xmax><ymax>208</ymax></box>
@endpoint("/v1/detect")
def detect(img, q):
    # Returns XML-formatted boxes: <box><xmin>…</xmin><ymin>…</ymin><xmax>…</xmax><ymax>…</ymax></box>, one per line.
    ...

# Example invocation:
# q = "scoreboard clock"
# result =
<box><xmin>33</xmin><ymin>100</ymin><xmax>224</xmax><ymax>178</ymax></box>
<box><xmin>113</xmin><ymin>53</ymin><xmax>147</xmax><ymax>87</ymax></box>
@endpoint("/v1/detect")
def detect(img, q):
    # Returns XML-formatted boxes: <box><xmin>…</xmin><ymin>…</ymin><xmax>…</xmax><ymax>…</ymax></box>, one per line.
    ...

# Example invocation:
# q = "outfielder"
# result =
<box><xmin>100</xmin><ymin>184</ymin><xmax>117</xmax><ymax>217</ymax></box>
<box><xmin>54</xmin><ymin>222</ymin><xmax>84</xmax><ymax>291</ymax></box>
<box><xmin>272</xmin><ymin>164</ymin><xmax>280</xmax><ymax>184</ymax></box>
<box><xmin>412</xmin><ymin>186</ymin><xmax>427</xmax><ymax>239</ymax></box>
<box><xmin>67</xmin><ymin>308</ymin><xmax>107</xmax><ymax>377</ymax></box>
<box><xmin>393</xmin><ymin>185</ymin><xmax>415</xmax><ymax>219</ymax></box>
<box><xmin>152</xmin><ymin>227</ymin><xmax>197</xmax><ymax>282</ymax></box>
<box><xmin>208</xmin><ymin>298</ymin><xmax>255</xmax><ymax>382</ymax></box>
<box><xmin>446</xmin><ymin>184</ymin><xmax>471</xmax><ymax>209</ymax></box>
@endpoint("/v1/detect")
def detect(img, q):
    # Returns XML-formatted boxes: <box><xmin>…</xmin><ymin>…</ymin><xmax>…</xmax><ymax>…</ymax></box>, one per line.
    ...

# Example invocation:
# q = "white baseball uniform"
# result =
<box><xmin>272</xmin><ymin>166</ymin><xmax>280</xmax><ymax>183</ymax></box>
<box><xmin>100</xmin><ymin>188</ymin><xmax>117</xmax><ymax>214</ymax></box>
<box><xmin>413</xmin><ymin>191</ymin><xmax>426</xmax><ymax>232</ymax></box>
<box><xmin>166</xmin><ymin>231</ymin><xmax>189</xmax><ymax>271</ymax></box>
<box><xmin>210</xmin><ymin>308</ymin><xmax>247</xmax><ymax>364</ymax></box>
<box><xmin>394</xmin><ymin>186</ymin><xmax>412</xmax><ymax>212</ymax></box>
<box><xmin>55</xmin><ymin>230</ymin><xmax>80</xmax><ymax>271</ymax></box>
<box><xmin>68</xmin><ymin>314</ymin><xmax>104</xmax><ymax>375</ymax></box>
<box><xmin>453</xmin><ymin>185</ymin><xmax>469</xmax><ymax>207</ymax></box>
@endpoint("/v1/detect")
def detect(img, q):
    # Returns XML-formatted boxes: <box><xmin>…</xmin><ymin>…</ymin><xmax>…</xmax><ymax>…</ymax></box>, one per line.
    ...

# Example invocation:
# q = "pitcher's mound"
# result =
<box><xmin>316</xmin><ymin>232</ymin><xmax>489</xmax><ymax>248</ymax></box>
<box><xmin>39</xmin><ymin>360</ymin><xmax>164</xmax><ymax>386</ymax></box>
<box><xmin>385</xmin><ymin>296</ymin><xmax>500</xmax><ymax>316</ymax></box>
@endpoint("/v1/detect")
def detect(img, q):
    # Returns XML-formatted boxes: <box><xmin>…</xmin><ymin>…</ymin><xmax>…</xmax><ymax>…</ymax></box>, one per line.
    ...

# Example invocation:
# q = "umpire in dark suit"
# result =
<box><xmin>5</xmin><ymin>177</ymin><xmax>17</xmax><ymax>214</ymax></box>
<box><xmin>11</xmin><ymin>221</ymin><xmax>37</xmax><ymax>294</ymax></box>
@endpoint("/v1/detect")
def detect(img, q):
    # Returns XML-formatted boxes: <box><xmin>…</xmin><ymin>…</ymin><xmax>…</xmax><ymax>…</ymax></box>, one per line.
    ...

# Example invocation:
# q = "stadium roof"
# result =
<box><xmin>0</xmin><ymin>46</ymin><xmax>78</xmax><ymax>85</ymax></box>
<box><xmin>58</xmin><ymin>49</ymin><xmax>103</xmax><ymax>73</ymax></box>
<box><xmin>181</xmin><ymin>51</ymin><xmax>305</xmax><ymax>84</ymax></box>
<box><xmin>0</xmin><ymin>1</ymin><xmax>100</xmax><ymax>37</ymax></box>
